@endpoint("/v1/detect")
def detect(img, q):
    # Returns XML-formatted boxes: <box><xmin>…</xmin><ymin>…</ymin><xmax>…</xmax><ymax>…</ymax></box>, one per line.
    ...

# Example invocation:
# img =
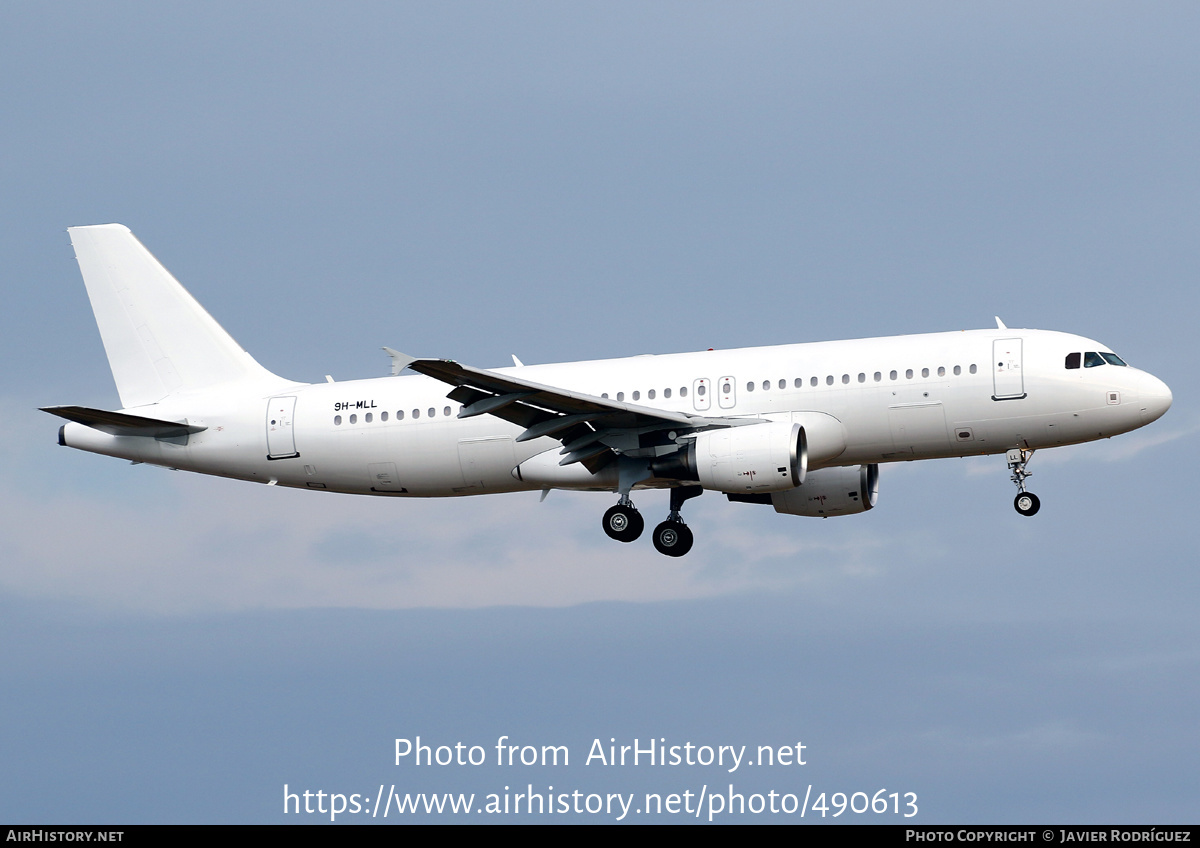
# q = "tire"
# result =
<box><xmin>1014</xmin><ymin>492</ymin><xmax>1041</xmax><ymax>517</ymax></box>
<box><xmin>652</xmin><ymin>520</ymin><xmax>694</xmax><ymax>557</ymax></box>
<box><xmin>603</xmin><ymin>504</ymin><xmax>644</xmax><ymax>542</ymax></box>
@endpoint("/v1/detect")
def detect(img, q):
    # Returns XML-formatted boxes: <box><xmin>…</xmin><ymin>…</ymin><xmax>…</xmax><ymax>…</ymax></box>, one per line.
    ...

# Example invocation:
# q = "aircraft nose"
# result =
<box><xmin>1138</xmin><ymin>372</ymin><xmax>1173</xmax><ymax>424</ymax></box>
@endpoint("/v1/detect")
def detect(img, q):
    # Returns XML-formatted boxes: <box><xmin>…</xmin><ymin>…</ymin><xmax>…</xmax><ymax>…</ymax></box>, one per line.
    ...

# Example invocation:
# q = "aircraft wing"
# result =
<box><xmin>403</xmin><ymin>357</ymin><xmax>750</xmax><ymax>468</ymax></box>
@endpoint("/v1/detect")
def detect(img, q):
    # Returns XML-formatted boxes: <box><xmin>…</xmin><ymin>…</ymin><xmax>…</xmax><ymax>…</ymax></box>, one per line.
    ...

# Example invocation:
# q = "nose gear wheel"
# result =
<box><xmin>1014</xmin><ymin>492</ymin><xmax>1040</xmax><ymax>516</ymax></box>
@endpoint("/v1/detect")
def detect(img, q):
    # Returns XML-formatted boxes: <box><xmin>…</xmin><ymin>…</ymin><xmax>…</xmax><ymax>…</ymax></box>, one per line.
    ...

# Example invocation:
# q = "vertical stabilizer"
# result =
<box><xmin>68</xmin><ymin>224</ymin><xmax>281</xmax><ymax>408</ymax></box>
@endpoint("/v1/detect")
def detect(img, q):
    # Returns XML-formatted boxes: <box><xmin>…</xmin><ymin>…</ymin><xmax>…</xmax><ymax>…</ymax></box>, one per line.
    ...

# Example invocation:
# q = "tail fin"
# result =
<box><xmin>68</xmin><ymin>224</ymin><xmax>282</xmax><ymax>408</ymax></box>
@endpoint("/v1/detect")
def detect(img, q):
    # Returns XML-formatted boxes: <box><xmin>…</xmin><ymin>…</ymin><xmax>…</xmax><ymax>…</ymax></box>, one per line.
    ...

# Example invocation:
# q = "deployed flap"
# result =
<box><xmin>67</xmin><ymin>224</ymin><xmax>280</xmax><ymax>408</ymax></box>
<box><xmin>41</xmin><ymin>405</ymin><xmax>206</xmax><ymax>438</ymax></box>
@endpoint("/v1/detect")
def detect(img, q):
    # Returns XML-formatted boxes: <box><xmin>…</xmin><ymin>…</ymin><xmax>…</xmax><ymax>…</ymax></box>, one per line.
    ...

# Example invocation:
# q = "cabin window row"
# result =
<box><xmin>600</xmin><ymin>387</ymin><xmax>689</xmax><ymax>401</ymax></box>
<box><xmin>332</xmin><ymin>359</ymin><xmax>986</xmax><ymax>426</ymax></box>
<box><xmin>598</xmin><ymin>364</ymin><xmax>979</xmax><ymax>402</ymax></box>
<box><xmin>334</xmin><ymin>406</ymin><xmax>454</xmax><ymax>426</ymax></box>
<box><xmin>745</xmin><ymin>364</ymin><xmax>977</xmax><ymax>392</ymax></box>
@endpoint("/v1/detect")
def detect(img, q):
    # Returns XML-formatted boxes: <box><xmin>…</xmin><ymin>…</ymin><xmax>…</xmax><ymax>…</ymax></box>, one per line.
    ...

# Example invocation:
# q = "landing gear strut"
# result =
<box><xmin>1007</xmin><ymin>448</ymin><xmax>1040</xmax><ymax>517</ymax></box>
<box><xmin>652</xmin><ymin>486</ymin><xmax>701</xmax><ymax>557</ymax></box>
<box><xmin>602</xmin><ymin>495</ymin><xmax>644</xmax><ymax>542</ymax></box>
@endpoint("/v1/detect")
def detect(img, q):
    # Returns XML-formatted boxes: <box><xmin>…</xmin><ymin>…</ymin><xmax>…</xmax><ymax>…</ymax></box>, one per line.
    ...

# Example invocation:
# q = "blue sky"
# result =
<box><xmin>1</xmin><ymin>2</ymin><xmax>1197</xmax><ymax>823</ymax></box>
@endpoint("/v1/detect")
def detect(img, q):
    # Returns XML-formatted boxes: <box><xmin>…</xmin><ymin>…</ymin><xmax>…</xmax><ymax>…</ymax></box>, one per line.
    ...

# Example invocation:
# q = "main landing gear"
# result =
<box><xmin>652</xmin><ymin>486</ymin><xmax>701</xmax><ymax>557</ymax></box>
<box><xmin>602</xmin><ymin>497</ymin><xmax>644</xmax><ymax>543</ymax></box>
<box><xmin>601</xmin><ymin>486</ymin><xmax>702</xmax><ymax>556</ymax></box>
<box><xmin>1007</xmin><ymin>448</ymin><xmax>1040</xmax><ymax>517</ymax></box>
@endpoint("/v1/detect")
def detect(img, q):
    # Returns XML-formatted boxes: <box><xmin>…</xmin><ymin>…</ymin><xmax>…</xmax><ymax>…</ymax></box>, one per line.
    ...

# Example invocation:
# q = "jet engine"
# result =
<box><xmin>769</xmin><ymin>464</ymin><xmax>879</xmax><ymax>516</ymax></box>
<box><xmin>686</xmin><ymin>421</ymin><xmax>807</xmax><ymax>494</ymax></box>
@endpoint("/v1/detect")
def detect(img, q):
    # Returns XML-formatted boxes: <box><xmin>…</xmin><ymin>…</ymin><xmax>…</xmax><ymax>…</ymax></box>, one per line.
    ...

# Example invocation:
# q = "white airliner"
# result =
<box><xmin>45</xmin><ymin>224</ymin><xmax>1173</xmax><ymax>556</ymax></box>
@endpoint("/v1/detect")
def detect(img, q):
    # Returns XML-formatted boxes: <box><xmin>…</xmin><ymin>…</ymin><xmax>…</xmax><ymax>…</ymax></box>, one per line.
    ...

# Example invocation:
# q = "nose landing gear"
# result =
<box><xmin>1007</xmin><ymin>448</ymin><xmax>1040</xmax><ymax>516</ymax></box>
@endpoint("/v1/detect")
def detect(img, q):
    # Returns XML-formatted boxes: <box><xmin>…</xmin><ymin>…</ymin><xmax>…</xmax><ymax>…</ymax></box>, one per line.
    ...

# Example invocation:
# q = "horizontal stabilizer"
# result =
<box><xmin>40</xmin><ymin>405</ymin><xmax>206</xmax><ymax>438</ymax></box>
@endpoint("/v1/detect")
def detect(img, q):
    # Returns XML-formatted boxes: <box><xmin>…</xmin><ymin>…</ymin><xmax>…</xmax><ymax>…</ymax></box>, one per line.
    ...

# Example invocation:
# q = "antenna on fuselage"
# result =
<box><xmin>995</xmin><ymin>316</ymin><xmax>1008</xmax><ymax>330</ymax></box>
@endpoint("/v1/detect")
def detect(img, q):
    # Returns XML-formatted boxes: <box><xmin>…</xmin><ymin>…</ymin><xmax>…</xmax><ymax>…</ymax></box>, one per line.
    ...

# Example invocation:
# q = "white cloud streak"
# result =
<box><xmin>0</xmin><ymin>459</ymin><xmax>900</xmax><ymax>615</ymax></box>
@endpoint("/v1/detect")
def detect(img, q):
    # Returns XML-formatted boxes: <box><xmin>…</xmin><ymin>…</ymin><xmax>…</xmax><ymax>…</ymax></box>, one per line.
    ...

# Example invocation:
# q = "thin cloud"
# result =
<box><xmin>917</xmin><ymin>720</ymin><xmax>1112</xmax><ymax>755</ymax></box>
<box><xmin>0</xmin><ymin>466</ymin><xmax>890</xmax><ymax>614</ymax></box>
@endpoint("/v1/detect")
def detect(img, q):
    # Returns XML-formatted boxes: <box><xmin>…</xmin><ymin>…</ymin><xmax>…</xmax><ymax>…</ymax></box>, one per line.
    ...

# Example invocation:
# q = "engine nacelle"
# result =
<box><xmin>791</xmin><ymin>411</ymin><xmax>848</xmax><ymax>468</ymax></box>
<box><xmin>770</xmin><ymin>464</ymin><xmax>879</xmax><ymax>517</ymax></box>
<box><xmin>691</xmin><ymin>421</ymin><xmax>807</xmax><ymax>494</ymax></box>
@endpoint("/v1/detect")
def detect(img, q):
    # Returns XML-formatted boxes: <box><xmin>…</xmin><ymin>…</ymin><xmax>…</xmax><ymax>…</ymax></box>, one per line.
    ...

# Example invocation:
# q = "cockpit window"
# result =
<box><xmin>1065</xmin><ymin>352</ymin><xmax>1081</xmax><ymax>369</ymax></box>
<box><xmin>1084</xmin><ymin>351</ymin><xmax>1106</xmax><ymax>368</ymax></box>
<box><xmin>1100</xmin><ymin>352</ymin><xmax>1127</xmax><ymax>366</ymax></box>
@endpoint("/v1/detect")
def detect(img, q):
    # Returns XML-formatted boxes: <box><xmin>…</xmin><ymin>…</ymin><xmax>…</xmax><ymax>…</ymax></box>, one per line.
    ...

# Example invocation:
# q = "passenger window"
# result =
<box><xmin>365</xmin><ymin>413</ymin><xmax>373</xmax><ymax>423</ymax></box>
<box><xmin>617</xmin><ymin>392</ymin><xmax>624</xmax><ymax>401</ymax></box>
<box><xmin>826</xmin><ymin>375</ymin><xmax>834</xmax><ymax>386</ymax></box>
<box><xmin>681</xmin><ymin>386</ymin><xmax>688</xmax><ymax>397</ymax></box>
<box><xmin>953</xmin><ymin>365</ymin><xmax>961</xmax><ymax>376</ymax></box>
<box><xmin>858</xmin><ymin>373</ymin><xmax>865</xmax><ymax>383</ymax></box>
<box><xmin>381</xmin><ymin>411</ymin><xmax>388</xmax><ymax>422</ymax></box>
<box><xmin>810</xmin><ymin>377</ymin><xmax>818</xmax><ymax>387</ymax></box>
<box><xmin>778</xmin><ymin>379</ymin><xmax>786</xmax><ymax>389</ymax></box>
<box><xmin>648</xmin><ymin>389</ymin><xmax>656</xmax><ymax>399</ymax></box>
<box><xmin>1084</xmin><ymin>352</ymin><xmax>1105</xmax><ymax>368</ymax></box>
<box><xmin>428</xmin><ymin>408</ymin><xmax>435</xmax><ymax>417</ymax></box>
<box><xmin>906</xmin><ymin>369</ymin><xmax>914</xmax><ymax>379</ymax></box>
<box><xmin>937</xmin><ymin>366</ymin><xmax>945</xmax><ymax>377</ymax></box>
<box><xmin>890</xmin><ymin>370</ymin><xmax>898</xmax><ymax>380</ymax></box>
<box><xmin>1065</xmin><ymin>352</ymin><xmax>1081</xmax><ymax>369</ymax></box>
<box><xmin>874</xmin><ymin>372</ymin><xmax>881</xmax><ymax>382</ymax></box>
<box><xmin>349</xmin><ymin>414</ymin><xmax>357</xmax><ymax>424</ymax></box>
<box><xmin>632</xmin><ymin>391</ymin><xmax>640</xmax><ymax>401</ymax></box>
<box><xmin>746</xmin><ymin>382</ymin><xmax>755</xmax><ymax>392</ymax></box>
<box><xmin>444</xmin><ymin>406</ymin><xmax>451</xmax><ymax>417</ymax></box>
<box><xmin>969</xmin><ymin>364</ymin><xmax>977</xmax><ymax>374</ymax></box>
<box><xmin>334</xmin><ymin>415</ymin><xmax>342</xmax><ymax>425</ymax></box>
<box><xmin>921</xmin><ymin>368</ymin><xmax>929</xmax><ymax>378</ymax></box>
<box><xmin>723</xmin><ymin>383</ymin><xmax>732</xmax><ymax>394</ymax></box>
<box><xmin>763</xmin><ymin>380</ymin><xmax>770</xmax><ymax>391</ymax></box>
<box><xmin>397</xmin><ymin>410</ymin><xmax>405</xmax><ymax>420</ymax></box>
<box><xmin>412</xmin><ymin>409</ymin><xmax>419</xmax><ymax>419</ymax></box>
<box><xmin>795</xmin><ymin>378</ymin><xmax>803</xmax><ymax>388</ymax></box>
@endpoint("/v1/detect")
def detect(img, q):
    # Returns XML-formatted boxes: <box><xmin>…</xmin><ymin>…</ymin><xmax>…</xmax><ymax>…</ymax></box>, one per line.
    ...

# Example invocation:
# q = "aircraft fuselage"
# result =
<box><xmin>60</xmin><ymin>327</ymin><xmax>1171</xmax><ymax>497</ymax></box>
